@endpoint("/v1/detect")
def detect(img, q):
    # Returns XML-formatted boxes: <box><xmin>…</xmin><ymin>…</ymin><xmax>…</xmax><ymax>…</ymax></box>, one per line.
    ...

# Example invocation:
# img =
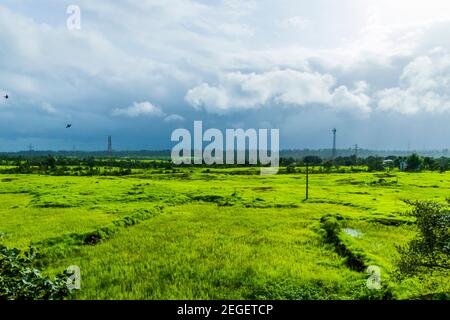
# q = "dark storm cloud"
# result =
<box><xmin>1</xmin><ymin>0</ymin><xmax>450</xmax><ymax>151</ymax></box>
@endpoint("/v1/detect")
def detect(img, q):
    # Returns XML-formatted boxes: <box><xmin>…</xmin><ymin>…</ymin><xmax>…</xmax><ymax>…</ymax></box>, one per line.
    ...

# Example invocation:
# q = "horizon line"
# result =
<box><xmin>0</xmin><ymin>148</ymin><xmax>448</xmax><ymax>154</ymax></box>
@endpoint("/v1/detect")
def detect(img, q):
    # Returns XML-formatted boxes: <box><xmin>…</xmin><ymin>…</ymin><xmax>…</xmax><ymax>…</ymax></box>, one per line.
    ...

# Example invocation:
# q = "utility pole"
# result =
<box><xmin>108</xmin><ymin>136</ymin><xmax>112</xmax><ymax>157</ymax></box>
<box><xmin>332</xmin><ymin>128</ymin><xmax>337</xmax><ymax>160</ymax></box>
<box><xmin>305</xmin><ymin>162</ymin><xmax>309</xmax><ymax>200</ymax></box>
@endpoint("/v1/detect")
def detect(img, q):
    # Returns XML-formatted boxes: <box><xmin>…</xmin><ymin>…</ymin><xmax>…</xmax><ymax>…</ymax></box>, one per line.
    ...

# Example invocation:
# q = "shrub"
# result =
<box><xmin>319</xmin><ymin>214</ymin><xmax>366</xmax><ymax>272</ymax></box>
<box><xmin>320</xmin><ymin>214</ymin><xmax>342</xmax><ymax>243</ymax></box>
<box><xmin>366</xmin><ymin>157</ymin><xmax>384</xmax><ymax>172</ymax></box>
<box><xmin>0</xmin><ymin>246</ymin><xmax>70</xmax><ymax>300</ymax></box>
<box><xmin>406</xmin><ymin>153</ymin><xmax>422</xmax><ymax>172</ymax></box>
<box><xmin>286</xmin><ymin>165</ymin><xmax>296</xmax><ymax>174</ymax></box>
<box><xmin>397</xmin><ymin>201</ymin><xmax>450</xmax><ymax>277</ymax></box>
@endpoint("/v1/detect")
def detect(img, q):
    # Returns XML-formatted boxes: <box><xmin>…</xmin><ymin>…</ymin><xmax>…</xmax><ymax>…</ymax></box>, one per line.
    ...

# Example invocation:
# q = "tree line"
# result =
<box><xmin>0</xmin><ymin>153</ymin><xmax>448</xmax><ymax>176</ymax></box>
<box><xmin>281</xmin><ymin>153</ymin><xmax>449</xmax><ymax>173</ymax></box>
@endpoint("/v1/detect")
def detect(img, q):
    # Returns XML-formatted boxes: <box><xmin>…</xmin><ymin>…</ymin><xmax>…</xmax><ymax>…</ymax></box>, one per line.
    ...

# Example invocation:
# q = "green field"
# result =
<box><xmin>0</xmin><ymin>169</ymin><xmax>449</xmax><ymax>299</ymax></box>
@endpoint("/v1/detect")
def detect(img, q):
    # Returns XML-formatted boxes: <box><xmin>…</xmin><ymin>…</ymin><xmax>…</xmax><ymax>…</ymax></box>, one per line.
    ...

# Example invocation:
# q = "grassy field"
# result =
<box><xmin>0</xmin><ymin>169</ymin><xmax>449</xmax><ymax>299</ymax></box>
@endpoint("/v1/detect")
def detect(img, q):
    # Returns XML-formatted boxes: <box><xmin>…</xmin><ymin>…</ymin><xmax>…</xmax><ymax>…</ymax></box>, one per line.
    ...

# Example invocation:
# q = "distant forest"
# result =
<box><xmin>0</xmin><ymin>151</ymin><xmax>449</xmax><ymax>176</ymax></box>
<box><xmin>0</xmin><ymin>148</ymin><xmax>449</xmax><ymax>159</ymax></box>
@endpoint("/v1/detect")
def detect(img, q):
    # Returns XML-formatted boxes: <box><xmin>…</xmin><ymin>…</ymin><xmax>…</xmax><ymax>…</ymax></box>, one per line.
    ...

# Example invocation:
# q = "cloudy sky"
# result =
<box><xmin>1</xmin><ymin>0</ymin><xmax>450</xmax><ymax>151</ymax></box>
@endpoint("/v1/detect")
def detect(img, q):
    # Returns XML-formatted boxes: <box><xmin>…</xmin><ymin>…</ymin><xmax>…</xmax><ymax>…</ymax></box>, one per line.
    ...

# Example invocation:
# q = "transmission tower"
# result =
<box><xmin>107</xmin><ymin>136</ymin><xmax>112</xmax><ymax>157</ymax></box>
<box><xmin>332</xmin><ymin>128</ymin><xmax>337</xmax><ymax>159</ymax></box>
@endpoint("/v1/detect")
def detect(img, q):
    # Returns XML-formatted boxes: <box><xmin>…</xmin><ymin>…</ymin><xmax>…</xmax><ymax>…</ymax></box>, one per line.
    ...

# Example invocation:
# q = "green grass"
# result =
<box><xmin>0</xmin><ymin>169</ymin><xmax>449</xmax><ymax>299</ymax></box>
<box><xmin>52</xmin><ymin>205</ymin><xmax>364</xmax><ymax>299</ymax></box>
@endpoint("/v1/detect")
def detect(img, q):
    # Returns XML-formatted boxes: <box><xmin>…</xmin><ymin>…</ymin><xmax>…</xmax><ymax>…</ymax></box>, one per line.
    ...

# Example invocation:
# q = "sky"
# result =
<box><xmin>1</xmin><ymin>0</ymin><xmax>450</xmax><ymax>151</ymax></box>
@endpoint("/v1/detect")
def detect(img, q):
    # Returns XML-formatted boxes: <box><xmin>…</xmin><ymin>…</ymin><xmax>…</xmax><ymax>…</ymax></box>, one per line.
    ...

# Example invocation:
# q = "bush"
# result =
<box><xmin>366</xmin><ymin>157</ymin><xmax>384</xmax><ymax>172</ymax></box>
<box><xmin>320</xmin><ymin>214</ymin><xmax>343</xmax><ymax>243</ymax></box>
<box><xmin>0</xmin><ymin>246</ymin><xmax>70</xmax><ymax>300</ymax></box>
<box><xmin>406</xmin><ymin>153</ymin><xmax>422</xmax><ymax>172</ymax></box>
<box><xmin>397</xmin><ymin>201</ymin><xmax>450</xmax><ymax>277</ymax></box>
<box><xmin>286</xmin><ymin>165</ymin><xmax>296</xmax><ymax>174</ymax></box>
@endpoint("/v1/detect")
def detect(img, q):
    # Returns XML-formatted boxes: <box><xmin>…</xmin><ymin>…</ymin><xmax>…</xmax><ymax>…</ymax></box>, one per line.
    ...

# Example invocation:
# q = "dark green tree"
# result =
<box><xmin>397</xmin><ymin>201</ymin><xmax>450</xmax><ymax>277</ymax></box>
<box><xmin>303</xmin><ymin>156</ymin><xmax>322</xmax><ymax>166</ymax></box>
<box><xmin>286</xmin><ymin>164</ymin><xmax>296</xmax><ymax>174</ymax></box>
<box><xmin>323</xmin><ymin>160</ymin><xmax>333</xmax><ymax>172</ymax></box>
<box><xmin>366</xmin><ymin>157</ymin><xmax>384</xmax><ymax>172</ymax></box>
<box><xmin>406</xmin><ymin>153</ymin><xmax>422</xmax><ymax>172</ymax></box>
<box><xmin>45</xmin><ymin>155</ymin><xmax>56</xmax><ymax>170</ymax></box>
<box><xmin>423</xmin><ymin>157</ymin><xmax>437</xmax><ymax>170</ymax></box>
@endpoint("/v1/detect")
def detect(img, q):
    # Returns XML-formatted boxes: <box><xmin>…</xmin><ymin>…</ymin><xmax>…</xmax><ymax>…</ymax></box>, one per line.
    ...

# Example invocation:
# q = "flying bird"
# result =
<box><xmin>66</xmin><ymin>124</ymin><xmax>72</xmax><ymax>128</ymax></box>
<box><xmin>3</xmin><ymin>94</ymin><xmax>8</xmax><ymax>99</ymax></box>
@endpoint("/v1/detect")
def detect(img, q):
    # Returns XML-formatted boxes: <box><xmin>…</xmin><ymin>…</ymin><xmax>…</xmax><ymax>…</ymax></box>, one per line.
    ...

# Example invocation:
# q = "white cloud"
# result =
<box><xmin>112</xmin><ymin>101</ymin><xmax>165</xmax><ymax>118</ymax></box>
<box><xmin>279</xmin><ymin>16</ymin><xmax>311</xmax><ymax>29</ymax></box>
<box><xmin>186</xmin><ymin>70</ymin><xmax>334</xmax><ymax>113</ymax></box>
<box><xmin>186</xmin><ymin>69</ymin><xmax>370</xmax><ymax>114</ymax></box>
<box><xmin>377</xmin><ymin>50</ymin><xmax>450</xmax><ymax>114</ymax></box>
<box><xmin>331</xmin><ymin>86</ymin><xmax>371</xmax><ymax>114</ymax></box>
<box><xmin>164</xmin><ymin>114</ymin><xmax>184</xmax><ymax>122</ymax></box>
<box><xmin>40</xmin><ymin>102</ymin><xmax>57</xmax><ymax>114</ymax></box>
<box><xmin>353</xmin><ymin>81</ymin><xmax>369</xmax><ymax>94</ymax></box>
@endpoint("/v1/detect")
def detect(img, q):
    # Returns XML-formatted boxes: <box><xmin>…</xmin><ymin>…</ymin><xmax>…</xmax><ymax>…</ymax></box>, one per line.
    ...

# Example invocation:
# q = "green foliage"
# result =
<box><xmin>406</xmin><ymin>154</ymin><xmax>423</xmax><ymax>172</ymax></box>
<box><xmin>319</xmin><ymin>214</ymin><xmax>366</xmax><ymax>272</ymax></box>
<box><xmin>0</xmin><ymin>246</ymin><xmax>70</xmax><ymax>300</ymax></box>
<box><xmin>286</xmin><ymin>165</ymin><xmax>296</xmax><ymax>174</ymax></box>
<box><xmin>397</xmin><ymin>201</ymin><xmax>450</xmax><ymax>276</ymax></box>
<box><xmin>423</xmin><ymin>157</ymin><xmax>438</xmax><ymax>170</ymax></box>
<box><xmin>437</xmin><ymin>157</ymin><xmax>449</xmax><ymax>173</ymax></box>
<box><xmin>367</xmin><ymin>157</ymin><xmax>384</xmax><ymax>172</ymax></box>
<box><xmin>45</xmin><ymin>155</ymin><xmax>56</xmax><ymax>169</ymax></box>
<box><xmin>323</xmin><ymin>160</ymin><xmax>333</xmax><ymax>172</ymax></box>
<box><xmin>319</xmin><ymin>214</ymin><xmax>343</xmax><ymax>243</ymax></box>
<box><xmin>303</xmin><ymin>156</ymin><xmax>322</xmax><ymax>166</ymax></box>
<box><xmin>248</xmin><ymin>279</ymin><xmax>364</xmax><ymax>300</ymax></box>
